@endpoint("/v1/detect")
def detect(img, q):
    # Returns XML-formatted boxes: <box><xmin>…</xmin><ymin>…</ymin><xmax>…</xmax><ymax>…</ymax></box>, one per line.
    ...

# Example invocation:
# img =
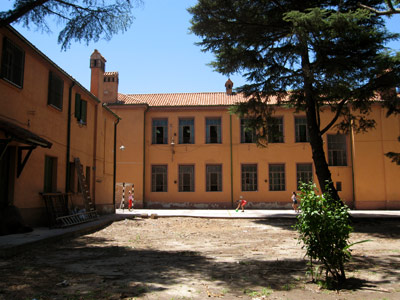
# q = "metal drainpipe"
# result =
<box><xmin>142</xmin><ymin>106</ymin><xmax>149</xmax><ymax>208</ymax></box>
<box><xmin>230</xmin><ymin>114</ymin><xmax>234</xmax><ymax>208</ymax></box>
<box><xmin>113</xmin><ymin>118</ymin><xmax>120</xmax><ymax>211</ymax></box>
<box><xmin>349</xmin><ymin>118</ymin><xmax>356</xmax><ymax>209</ymax></box>
<box><xmin>65</xmin><ymin>82</ymin><xmax>75</xmax><ymax>193</ymax></box>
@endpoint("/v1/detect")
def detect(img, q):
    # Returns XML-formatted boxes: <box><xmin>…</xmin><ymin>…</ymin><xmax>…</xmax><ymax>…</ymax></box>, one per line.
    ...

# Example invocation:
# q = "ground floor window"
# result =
<box><xmin>269</xmin><ymin>164</ymin><xmax>285</xmax><ymax>191</ymax></box>
<box><xmin>206</xmin><ymin>164</ymin><xmax>222</xmax><ymax>192</ymax></box>
<box><xmin>44</xmin><ymin>155</ymin><xmax>57</xmax><ymax>193</ymax></box>
<box><xmin>152</xmin><ymin>165</ymin><xmax>168</xmax><ymax>192</ymax></box>
<box><xmin>241</xmin><ymin>164</ymin><xmax>257</xmax><ymax>191</ymax></box>
<box><xmin>179</xmin><ymin>165</ymin><xmax>194</xmax><ymax>192</ymax></box>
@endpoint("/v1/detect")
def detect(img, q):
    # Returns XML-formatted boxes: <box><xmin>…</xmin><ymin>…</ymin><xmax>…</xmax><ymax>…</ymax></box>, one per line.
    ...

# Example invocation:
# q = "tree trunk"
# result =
<box><xmin>306</xmin><ymin>112</ymin><xmax>340</xmax><ymax>202</ymax></box>
<box><xmin>300</xmin><ymin>37</ymin><xmax>341</xmax><ymax>203</ymax></box>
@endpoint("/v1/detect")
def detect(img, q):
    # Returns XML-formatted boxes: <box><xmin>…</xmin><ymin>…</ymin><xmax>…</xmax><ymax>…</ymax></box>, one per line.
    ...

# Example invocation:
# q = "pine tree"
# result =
<box><xmin>0</xmin><ymin>0</ymin><xmax>141</xmax><ymax>50</ymax></box>
<box><xmin>189</xmin><ymin>0</ymin><xmax>400</xmax><ymax>203</ymax></box>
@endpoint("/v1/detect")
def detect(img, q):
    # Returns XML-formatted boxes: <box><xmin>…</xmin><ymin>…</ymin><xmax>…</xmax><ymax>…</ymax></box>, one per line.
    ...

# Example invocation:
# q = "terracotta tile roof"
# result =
<box><xmin>116</xmin><ymin>92</ymin><xmax>254</xmax><ymax>107</ymax></box>
<box><xmin>104</xmin><ymin>72</ymin><xmax>118</xmax><ymax>76</ymax></box>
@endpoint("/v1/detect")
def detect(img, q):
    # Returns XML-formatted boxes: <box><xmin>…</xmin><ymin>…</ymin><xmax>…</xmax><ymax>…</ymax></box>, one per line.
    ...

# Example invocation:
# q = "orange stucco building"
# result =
<box><xmin>92</xmin><ymin>52</ymin><xmax>399</xmax><ymax>210</ymax></box>
<box><xmin>0</xmin><ymin>27</ymin><xmax>119</xmax><ymax>228</ymax></box>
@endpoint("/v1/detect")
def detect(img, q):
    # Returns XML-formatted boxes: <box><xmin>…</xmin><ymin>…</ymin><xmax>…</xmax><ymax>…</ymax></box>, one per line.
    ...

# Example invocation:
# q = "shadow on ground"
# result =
<box><xmin>1</xmin><ymin>218</ymin><xmax>400</xmax><ymax>299</ymax></box>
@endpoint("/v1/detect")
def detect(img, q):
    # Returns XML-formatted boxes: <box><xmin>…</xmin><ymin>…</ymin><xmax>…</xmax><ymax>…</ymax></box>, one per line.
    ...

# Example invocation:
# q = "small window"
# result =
<box><xmin>48</xmin><ymin>71</ymin><xmax>64</xmax><ymax>110</ymax></box>
<box><xmin>44</xmin><ymin>156</ymin><xmax>57</xmax><ymax>193</ymax></box>
<box><xmin>179</xmin><ymin>165</ymin><xmax>194</xmax><ymax>192</ymax></box>
<box><xmin>1</xmin><ymin>37</ymin><xmax>25</xmax><ymax>88</ymax></box>
<box><xmin>240</xmin><ymin>119</ymin><xmax>256</xmax><ymax>143</ymax></box>
<box><xmin>152</xmin><ymin>119</ymin><xmax>168</xmax><ymax>144</ymax></box>
<box><xmin>206</xmin><ymin>118</ymin><xmax>221</xmax><ymax>144</ymax></box>
<box><xmin>241</xmin><ymin>164</ymin><xmax>257</xmax><ymax>191</ymax></box>
<box><xmin>296</xmin><ymin>163</ymin><xmax>313</xmax><ymax>189</ymax></box>
<box><xmin>328</xmin><ymin>134</ymin><xmax>347</xmax><ymax>166</ymax></box>
<box><xmin>74</xmin><ymin>93</ymin><xmax>87</xmax><ymax>124</ymax></box>
<box><xmin>269</xmin><ymin>164</ymin><xmax>285</xmax><ymax>191</ymax></box>
<box><xmin>295</xmin><ymin>117</ymin><xmax>309</xmax><ymax>142</ymax></box>
<box><xmin>206</xmin><ymin>165</ymin><xmax>222</xmax><ymax>192</ymax></box>
<box><xmin>179</xmin><ymin>118</ymin><xmax>194</xmax><ymax>144</ymax></box>
<box><xmin>268</xmin><ymin>117</ymin><xmax>284</xmax><ymax>143</ymax></box>
<box><xmin>336</xmin><ymin>181</ymin><xmax>342</xmax><ymax>192</ymax></box>
<box><xmin>152</xmin><ymin>165</ymin><xmax>167</xmax><ymax>192</ymax></box>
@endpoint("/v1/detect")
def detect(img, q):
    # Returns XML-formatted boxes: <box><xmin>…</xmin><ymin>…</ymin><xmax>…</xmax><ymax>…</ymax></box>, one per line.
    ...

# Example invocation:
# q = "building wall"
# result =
<box><xmin>109</xmin><ymin>101</ymin><xmax>399</xmax><ymax>209</ymax></box>
<box><xmin>352</xmin><ymin>105</ymin><xmax>400</xmax><ymax>209</ymax></box>
<box><xmin>0</xmin><ymin>27</ymin><xmax>118</xmax><ymax>226</ymax></box>
<box><xmin>111</xmin><ymin>106</ymin><xmax>146</xmax><ymax>207</ymax></box>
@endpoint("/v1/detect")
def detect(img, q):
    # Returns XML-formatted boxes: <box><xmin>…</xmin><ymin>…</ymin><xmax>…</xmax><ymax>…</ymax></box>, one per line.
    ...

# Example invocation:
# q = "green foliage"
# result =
<box><xmin>0</xmin><ymin>0</ymin><xmax>141</xmax><ymax>50</ymax></box>
<box><xmin>189</xmin><ymin>0</ymin><xmax>400</xmax><ymax>199</ymax></box>
<box><xmin>294</xmin><ymin>181</ymin><xmax>352</xmax><ymax>284</ymax></box>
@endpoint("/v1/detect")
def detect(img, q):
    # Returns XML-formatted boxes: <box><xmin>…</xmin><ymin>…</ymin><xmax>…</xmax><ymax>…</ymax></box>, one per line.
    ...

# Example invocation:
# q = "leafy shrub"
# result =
<box><xmin>294</xmin><ymin>181</ymin><xmax>352</xmax><ymax>285</ymax></box>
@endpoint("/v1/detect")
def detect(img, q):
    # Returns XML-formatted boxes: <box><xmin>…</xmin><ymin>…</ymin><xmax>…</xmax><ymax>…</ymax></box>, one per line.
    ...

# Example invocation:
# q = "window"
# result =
<box><xmin>296</xmin><ymin>163</ymin><xmax>313</xmax><ymax>189</ymax></box>
<box><xmin>179</xmin><ymin>118</ymin><xmax>194</xmax><ymax>144</ymax></box>
<box><xmin>152</xmin><ymin>119</ymin><xmax>168</xmax><ymax>144</ymax></box>
<box><xmin>74</xmin><ymin>93</ymin><xmax>87</xmax><ymax>124</ymax></box>
<box><xmin>295</xmin><ymin>117</ymin><xmax>309</xmax><ymax>142</ymax></box>
<box><xmin>269</xmin><ymin>164</ymin><xmax>285</xmax><ymax>191</ymax></box>
<box><xmin>152</xmin><ymin>165</ymin><xmax>167</xmax><ymax>192</ymax></box>
<box><xmin>241</xmin><ymin>164</ymin><xmax>257</xmax><ymax>191</ymax></box>
<box><xmin>328</xmin><ymin>134</ymin><xmax>347</xmax><ymax>166</ymax></box>
<box><xmin>68</xmin><ymin>162</ymin><xmax>75</xmax><ymax>192</ymax></box>
<box><xmin>179</xmin><ymin>165</ymin><xmax>194</xmax><ymax>192</ymax></box>
<box><xmin>336</xmin><ymin>181</ymin><xmax>342</xmax><ymax>192</ymax></box>
<box><xmin>206</xmin><ymin>165</ymin><xmax>222</xmax><ymax>192</ymax></box>
<box><xmin>268</xmin><ymin>117</ymin><xmax>284</xmax><ymax>143</ymax></box>
<box><xmin>86</xmin><ymin>166</ymin><xmax>91</xmax><ymax>193</ymax></box>
<box><xmin>44</xmin><ymin>156</ymin><xmax>57</xmax><ymax>193</ymax></box>
<box><xmin>1</xmin><ymin>37</ymin><xmax>25</xmax><ymax>87</ymax></box>
<box><xmin>240</xmin><ymin>119</ymin><xmax>256</xmax><ymax>143</ymax></box>
<box><xmin>206</xmin><ymin>118</ymin><xmax>221</xmax><ymax>143</ymax></box>
<box><xmin>48</xmin><ymin>71</ymin><xmax>64</xmax><ymax>110</ymax></box>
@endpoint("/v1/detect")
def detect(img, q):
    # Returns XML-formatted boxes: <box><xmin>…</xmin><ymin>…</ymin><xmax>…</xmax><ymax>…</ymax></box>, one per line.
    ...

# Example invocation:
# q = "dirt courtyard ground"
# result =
<box><xmin>0</xmin><ymin>217</ymin><xmax>400</xmax><ymax>300</ymax></box>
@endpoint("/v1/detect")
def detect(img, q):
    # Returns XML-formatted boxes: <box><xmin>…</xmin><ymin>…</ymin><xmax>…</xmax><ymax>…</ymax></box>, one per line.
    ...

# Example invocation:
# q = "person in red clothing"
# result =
<box><xmin>128</xmin><ymin>191</ymin><xmax>133</xmax><ymax>211</ymax></box>
<box><xmin>235</xmin><ymin>196</ymin><xmax>247</xmax><ymax>212</ymax></box>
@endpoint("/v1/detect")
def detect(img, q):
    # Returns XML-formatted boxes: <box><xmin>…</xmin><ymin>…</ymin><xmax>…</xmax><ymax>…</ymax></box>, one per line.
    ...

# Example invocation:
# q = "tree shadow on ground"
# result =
<box><xmin>252</xmin><ymin>218</ymin><xmax>297</xmax><ymax>230</ymax></box>
<box><xmin>1</xmin><ymin>235</ymin><xmax>309</xmax><ymax>299</ymax></box>
<box><xmin>2</xmin><ymin>218</ymin><xmax>400</xmax><ymax>300</ymax></box>
<box><xmin>351</xmin><ymin>220</ymin><xmax>400</xmax><ymax>238</ymax></box>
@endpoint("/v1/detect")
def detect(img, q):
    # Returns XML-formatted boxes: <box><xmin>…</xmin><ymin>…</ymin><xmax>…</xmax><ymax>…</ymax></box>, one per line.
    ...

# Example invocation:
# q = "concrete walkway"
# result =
<box><xmin>1</xmin><ymin>209</ymin><xmax>399</xmax><ymax>258</ymax></box>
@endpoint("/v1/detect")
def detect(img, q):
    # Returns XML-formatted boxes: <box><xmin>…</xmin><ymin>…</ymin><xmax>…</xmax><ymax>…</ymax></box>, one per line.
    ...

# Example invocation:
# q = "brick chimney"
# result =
<box><xmin>90</xmin><ymin>49</ymin><xmax>106</xmax><ymax>102</ymax></box>
<box><xmin>103</xmin><ymin>72</ymin><xmax>119</xmax><ymax>103</ymax></box>
<box><xmin>225</xmin><ymin>78</ymin><xmax>233</xmax><ymax>95</ymax></box>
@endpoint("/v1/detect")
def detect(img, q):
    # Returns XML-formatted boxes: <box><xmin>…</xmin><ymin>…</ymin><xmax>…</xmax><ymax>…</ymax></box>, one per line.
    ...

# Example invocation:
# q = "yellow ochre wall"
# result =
<box><xmin>109</xmin><ymin>101</ymin><xmax>400</xmax><ymax>209</ymax></box>
<box><xmin>0</xmin><ymin>27</ymin><xmax>118</xmax><ymax>226</ymax></box>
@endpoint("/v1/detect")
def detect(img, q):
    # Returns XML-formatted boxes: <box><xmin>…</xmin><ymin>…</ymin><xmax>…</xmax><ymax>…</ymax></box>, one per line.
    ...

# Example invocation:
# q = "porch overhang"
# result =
<box><xmin>0</xmin><ymin>118</ymin><xmax>52</xmax><ymax>149</ymax></box>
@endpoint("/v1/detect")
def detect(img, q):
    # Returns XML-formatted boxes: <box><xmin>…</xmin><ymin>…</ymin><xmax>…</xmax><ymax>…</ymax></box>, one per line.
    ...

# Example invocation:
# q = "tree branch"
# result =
<box><xmin>0</xmin><ymin>0</ymin><xmax>51</xmax><ymax>28</ymax></box>
<box><xmin>320</xmin><ymin>99</ymin><xmax>348</xmax><ymax>135</ymax></box>
<box><xmin>358</xmin><ymin>1</ymin><xmax>400</xmax><ymax>16</ymax></box>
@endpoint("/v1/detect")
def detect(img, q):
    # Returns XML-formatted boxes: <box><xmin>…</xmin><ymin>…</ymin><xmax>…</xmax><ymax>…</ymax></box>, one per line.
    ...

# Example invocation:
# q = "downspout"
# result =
<box><xmin>92</xmin><ymin>104</ymin><xmax>98</xmax><ymax>207</ymax></box>
<box><xmin>113</xmin><ymin>118</ymin><xmax>120</xmax><ymax>211</ymax></box>
<box><xmin>143</xmin><ymin>106</ymin><xmax>149</xmax><ymax>208</ymax></box>
<box><xmin>349</xmin><ymin>119</ymin><xmax>356</xmax><ymax>209</ymax></box>
<box><xmin>230</xmin><ymin>114</ymin><xmax>234</xmax><ymax>208</ymax></box>
<box><xmin>65</xmin><ymin>82</ymin><xmax>75</xmax><ymax>193</ymax></box>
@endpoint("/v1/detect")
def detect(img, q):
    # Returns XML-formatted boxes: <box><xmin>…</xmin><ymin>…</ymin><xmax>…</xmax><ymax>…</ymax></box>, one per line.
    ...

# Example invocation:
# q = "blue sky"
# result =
<box><xmin>1</xmin><ymin>0</ymin><xmax>399</xmax><ymax>94</ymax></box>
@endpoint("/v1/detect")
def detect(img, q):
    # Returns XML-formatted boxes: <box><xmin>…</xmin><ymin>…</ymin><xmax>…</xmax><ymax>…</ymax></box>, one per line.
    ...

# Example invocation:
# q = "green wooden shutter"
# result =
<box><xmin>74</xmin><ymin>93</ymin><xmax>81</xmax><ymax>119</ymax></box>
<box><xmin>81</xmin><ymin>100</ymin><xmax>87</xmax><ymax>124</ymax></box>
